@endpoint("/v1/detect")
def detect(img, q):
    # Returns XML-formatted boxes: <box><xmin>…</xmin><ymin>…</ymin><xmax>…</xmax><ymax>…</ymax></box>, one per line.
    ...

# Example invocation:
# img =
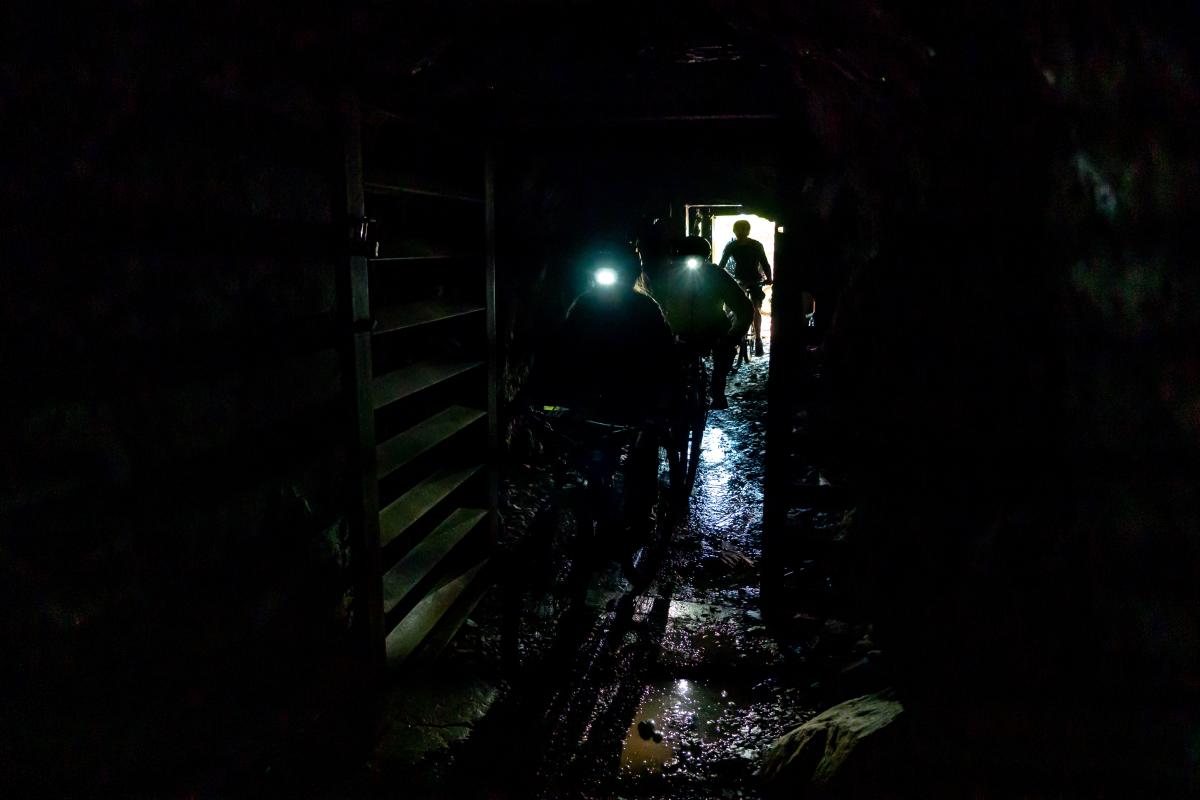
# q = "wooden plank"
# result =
<box><xmin>407</xmin><ymin>558</ymin><xmax>493</xmax><ymax>665</ymax></box>
<box><xmin>381</xmin><ymin>508</ymin><xmax>486</xmax><ymax>618</ymax></box>
<box><xmin>386</xmin><ymin>558</ymin><xmax>489</xmax><ymax>668</ymax></box>
<box><xmin>373</xmin><ymin>302</ymin><xmax>485</xmax><ymax>335</ymax></box>
<box><xmin>379</xmin><ymin>464</ymin><xmax>484</xmax><ymax>550</ymax></box>
<box><xmin>372</xmin><ymin>360</ymin><xmax>484</xmax><ymax>410</ymax></box>
<box><xmin>376</xmin><ymin>405</ymin><xmax>485</xmax><ymax>480</ymax></box>
<box><xmin>364</xmin><ymin>180</ymin><xmax>483</xmax><ymax>205</ymax></box>
<box><xmin>369</xmin><ymin>255</ymin><xmax>458</xmax><ymax>263</ymax></box>
<box><xmin>372</xmin><ymin>240</ymin><xmax>473</xmax><ymax>261</ymax></box>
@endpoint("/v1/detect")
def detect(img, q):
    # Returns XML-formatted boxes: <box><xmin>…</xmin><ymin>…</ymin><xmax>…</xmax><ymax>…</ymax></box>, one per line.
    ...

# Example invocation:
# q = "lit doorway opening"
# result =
<box><xmin>711</xmin><ymin>213</ymin><xmax>776</xmax><ymax>318</ymax></box>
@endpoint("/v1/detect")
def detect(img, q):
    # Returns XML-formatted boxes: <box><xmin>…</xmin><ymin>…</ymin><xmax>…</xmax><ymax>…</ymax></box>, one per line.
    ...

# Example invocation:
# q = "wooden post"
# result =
<box><xmin>338</xmin><ymin>92</ymin><xmax>385</xmax><ymax>677</ymax></box>
<box><xmin>485</xmin><ymin>145</ymin><xmax>500</xmax><ymax>546</ymax></box>
<box><xmin>762</xmin><ymin>120</ymin><xmax>803</xmax><ymax>622</ymax></box>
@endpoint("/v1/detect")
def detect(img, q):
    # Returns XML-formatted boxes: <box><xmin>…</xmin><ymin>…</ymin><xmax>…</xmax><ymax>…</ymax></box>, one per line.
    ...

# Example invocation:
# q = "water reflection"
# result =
<box><xmin>619</xmin><ymin>678</ymin><xmax>755</xmax><ymax>779</ymax></box>
<box><xmin>621</xmin><ymin>679</ymin><xmax>719</xmax><ymax>775</ymax></box>
<box><xmin>701</xmin><ymin>426</ymin><xmax>726</xmax><ymax>464</ymax></box>
<box><xmin>618</xmin><ymin>342</ymin><xmax>774</xmax><ymax>785</ymax></box>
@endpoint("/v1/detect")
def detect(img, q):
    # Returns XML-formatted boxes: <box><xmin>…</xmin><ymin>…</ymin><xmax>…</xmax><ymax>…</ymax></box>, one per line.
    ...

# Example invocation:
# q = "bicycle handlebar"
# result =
<box><xmin>524</xmin><ymin>404</ymin><xmax>674</xmax><ymax>437</ymax></box>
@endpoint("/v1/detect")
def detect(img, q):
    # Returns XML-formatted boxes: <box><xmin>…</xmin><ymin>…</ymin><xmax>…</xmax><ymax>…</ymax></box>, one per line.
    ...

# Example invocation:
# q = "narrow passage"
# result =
<box><xmin>359</xmin><ymin>334</ymin><xmax>880</xmax><ymax>799</ymax></box>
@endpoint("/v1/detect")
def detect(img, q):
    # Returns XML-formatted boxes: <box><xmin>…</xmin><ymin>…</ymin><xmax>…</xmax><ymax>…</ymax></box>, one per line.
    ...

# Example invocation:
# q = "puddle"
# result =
<box><xmin>619</xmin><ymin>678</ymin><xmax>751</xmax><ymax>777</ymax></box>
<box><xmin>618</xmin><ymin>674</ymin><xmax>809</xmax><ymax>795</ymax></box>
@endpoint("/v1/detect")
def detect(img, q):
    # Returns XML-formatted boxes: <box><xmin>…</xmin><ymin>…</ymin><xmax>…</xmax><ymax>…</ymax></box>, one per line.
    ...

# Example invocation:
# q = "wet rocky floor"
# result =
<box><xmin>354</xmin><ymin>333</ymin><xmax>883</xmax><ymax>799</ymax></box>
<box><xmin>607</xmin><ymin>338</ymin><xmax>809</xmax><ymax>800</ymax></box>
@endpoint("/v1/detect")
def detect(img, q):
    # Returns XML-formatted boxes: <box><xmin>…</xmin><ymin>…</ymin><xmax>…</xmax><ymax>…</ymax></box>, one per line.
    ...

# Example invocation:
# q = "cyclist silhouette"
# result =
<box><xmin>552</xmin><ymin>244</ymin><xmax>678</xmax><ymax>418</ymax></box>
<box><xmin>524</xmin><ymin>241</ymin><xmax>679</xmax><ymax>558</ymax></box>
<box><xmin>718</xmin><ymin>219</ymin><xmax>773</xmax><ymax>356</ymax></box>
<box><xmin>637</xmin><ymin>221</ymin><xmax>751</xmax><ymax>410</ymax></box>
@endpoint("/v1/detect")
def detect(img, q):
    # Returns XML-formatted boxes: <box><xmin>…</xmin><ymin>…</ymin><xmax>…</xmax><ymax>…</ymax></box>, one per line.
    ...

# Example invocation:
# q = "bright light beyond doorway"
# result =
<box><xmin>712</xmin><ymin>213</ymin><xmax>776</xmax><ymax>316</ymax></box>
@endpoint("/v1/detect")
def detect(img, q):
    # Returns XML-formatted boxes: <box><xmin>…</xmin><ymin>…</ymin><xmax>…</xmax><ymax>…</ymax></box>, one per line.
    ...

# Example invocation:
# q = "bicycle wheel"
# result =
<box><xmin>622</xmin><ymin>440</ymin><xmax>676</xmax><ymax>589</ymax></box>
<box><xmin>508</xmin><ymin>485</ymin><xmax>593</xmax><ymax>672</ymax></box>
<box><xmin>736</xmin><ymin>334</ymin><xmax>750</xmax><ymax>368</ymax></box>
<box><xmin>683</xmin><ymin>363</ymin><xmax>709</xmax><ymax>492</ymax></box>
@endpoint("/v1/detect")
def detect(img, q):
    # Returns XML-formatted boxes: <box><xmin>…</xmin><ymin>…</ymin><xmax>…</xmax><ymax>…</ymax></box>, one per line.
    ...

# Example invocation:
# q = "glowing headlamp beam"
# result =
<box><xmin>685</xmin><ymin>257</ymin><xmax>700</xmax><ymax>269</ymax></box>
<box><xmin>595</xmin><ymin>267</ymin><xmax>618</xmax><ymax>286</ymax></box>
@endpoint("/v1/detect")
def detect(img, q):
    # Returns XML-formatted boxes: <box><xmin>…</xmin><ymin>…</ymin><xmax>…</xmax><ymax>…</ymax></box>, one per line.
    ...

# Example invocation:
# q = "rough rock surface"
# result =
<box><xmin>759</xmin><ymin>692</ymin><xmax>904</xmax><ymax>795</ymax></box>
<box><xmin>372</xmin><ymin>674</ymin><xmax>500</xmax><ymax>768</ymax></box>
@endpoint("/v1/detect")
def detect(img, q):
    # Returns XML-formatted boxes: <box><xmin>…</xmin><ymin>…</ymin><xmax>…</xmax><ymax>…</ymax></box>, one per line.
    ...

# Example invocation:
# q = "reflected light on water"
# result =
<box><xmin>620</xmin><ymin>678</ymin><xmax>746</xmax><ymax>778</ymax></box>
<box><xmin>701</xmin><ymin>427</ymin><xmax>726</xmax><ymax>464</ymax></box>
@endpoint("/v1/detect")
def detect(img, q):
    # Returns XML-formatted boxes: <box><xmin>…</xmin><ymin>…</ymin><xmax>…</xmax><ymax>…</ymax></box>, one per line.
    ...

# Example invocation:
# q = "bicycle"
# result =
<box><xmin>672</xmin><ymin>345</ymin><xmax>710</xmax><ymax>495</ymax></box>
<box><xmin>732</xmin><ymin>278</ymin><xmax>770</xmax><ymax>370</ymax></box>
<box><xmin>503</xmin><ymin>404</ymin><xmax>682</xmax><ymax>672</ymax></box>
<box><xmin>735</xmin><ymin>327</ymin><xmax>754</xmax><ymax>370</ymax></box>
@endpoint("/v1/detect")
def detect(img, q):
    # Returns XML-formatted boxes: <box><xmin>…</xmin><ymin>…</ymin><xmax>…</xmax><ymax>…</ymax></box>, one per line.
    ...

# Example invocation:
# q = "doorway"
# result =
<box><xmin>711</xmin><ymin>212</ymin><xmax>777</xmax><ymax>318</ymax></box>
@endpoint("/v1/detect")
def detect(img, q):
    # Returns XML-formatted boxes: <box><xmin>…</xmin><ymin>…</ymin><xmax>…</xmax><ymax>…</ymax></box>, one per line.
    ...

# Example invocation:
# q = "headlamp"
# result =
<box><xmin>685</xmin><ymin>257</ymin><xmax>700</xmax><ymax>269</ymax></box>
<box><xmin>595</xmin><ymin>267</ymin><xmax>618</xmax><ymax>286</ymax></box>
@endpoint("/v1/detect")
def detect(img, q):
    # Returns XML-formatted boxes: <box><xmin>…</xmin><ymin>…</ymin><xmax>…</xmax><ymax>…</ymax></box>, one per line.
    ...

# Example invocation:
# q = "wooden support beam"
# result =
<box><xmin>339</xmin><ymin>91</ymin><xmax>385</xmax><ymax>677</ymax></box>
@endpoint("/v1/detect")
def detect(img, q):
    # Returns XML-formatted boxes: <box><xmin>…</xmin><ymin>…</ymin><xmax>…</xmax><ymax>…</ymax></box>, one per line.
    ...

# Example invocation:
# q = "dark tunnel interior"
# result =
<box><xmin>4</xmin><ymin>1</ymin><xmax>1200</xmax><ymax>797</ymax></box>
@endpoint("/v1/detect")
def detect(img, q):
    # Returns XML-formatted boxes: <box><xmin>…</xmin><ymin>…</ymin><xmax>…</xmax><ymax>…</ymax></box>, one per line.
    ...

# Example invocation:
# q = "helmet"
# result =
<box><xmin>633</xmin><ymin>217</ymin><xmax>676</xmax><ymax>262</ymax></box>
<box><xmin>588</xmin><ymin>241</ymin><xmax>640</xmax><ymax>288</ymax></box>
<box><xmin>674</xmin><ymin>236</ymin><xmax>712</xmax><ymax>260</ymax></box>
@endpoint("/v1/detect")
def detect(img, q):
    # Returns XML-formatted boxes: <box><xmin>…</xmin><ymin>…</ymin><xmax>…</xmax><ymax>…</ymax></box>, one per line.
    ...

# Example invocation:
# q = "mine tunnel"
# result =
<box><xmin>5</xmin><ymin>2</ymin><xmax>1200</xmax><ymax>797</ymax></box>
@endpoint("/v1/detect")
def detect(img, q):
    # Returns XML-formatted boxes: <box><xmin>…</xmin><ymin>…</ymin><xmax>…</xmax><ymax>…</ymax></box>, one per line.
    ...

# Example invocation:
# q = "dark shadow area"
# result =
<box><xmin>4</xmin><ymin>1</ymin><xmax>1199</xmax><ymax>797</ymax></box>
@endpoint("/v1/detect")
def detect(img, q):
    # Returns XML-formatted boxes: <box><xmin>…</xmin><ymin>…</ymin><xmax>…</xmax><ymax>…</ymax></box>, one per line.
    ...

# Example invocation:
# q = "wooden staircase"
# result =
<box><xmin>342</xmin><ymin>99</ymin><xmax>498</xmax><ymax>672</ymax></box>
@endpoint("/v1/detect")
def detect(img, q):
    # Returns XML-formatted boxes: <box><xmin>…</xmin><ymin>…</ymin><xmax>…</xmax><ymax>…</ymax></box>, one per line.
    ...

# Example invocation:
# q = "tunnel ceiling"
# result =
<box><xmin>359</xmin><ymin>0</ymin><xmax>930</xmax><ymax>125</ymax></box>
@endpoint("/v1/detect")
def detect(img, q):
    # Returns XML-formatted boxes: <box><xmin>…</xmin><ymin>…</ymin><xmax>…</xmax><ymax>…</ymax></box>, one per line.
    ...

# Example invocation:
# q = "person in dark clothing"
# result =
<box><xmin>549</xmin><ymin>246</ymin><xmax>678</xmax><ymax>419</ymax></box>
<box><xmin>718</xmin><ymin>219</ymin><xmax>773</xmax><ymax>356</ymax></box>
<box><xmin>638</xmin><ymin>225</ymin><xmax>752</xmax><ymax>411</ymax></box>
<box><xmin>527</xmin><ymin>242</ymin><xmax>679</xmax><ymax>557</ymax></box>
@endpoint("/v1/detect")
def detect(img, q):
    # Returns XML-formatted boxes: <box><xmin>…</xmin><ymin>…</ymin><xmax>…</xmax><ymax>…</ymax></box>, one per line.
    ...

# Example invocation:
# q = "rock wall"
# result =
<box><xmin>2</xmin><ymin>6</ymin><xmax>359</xmax><ymax>793</ymax></box>
<box><xmin>783</xmin><ymin>2</ymin><xmax>1200</xmax><ymax>794</ymax></box>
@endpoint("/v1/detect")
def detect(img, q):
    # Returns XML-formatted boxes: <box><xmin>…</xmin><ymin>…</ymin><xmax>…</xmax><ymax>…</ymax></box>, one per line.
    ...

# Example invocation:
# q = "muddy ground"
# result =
<box><xmin>352</xmin><ymin>335</ymin><xmax>883</xmax><ymax>799</ymax></box>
